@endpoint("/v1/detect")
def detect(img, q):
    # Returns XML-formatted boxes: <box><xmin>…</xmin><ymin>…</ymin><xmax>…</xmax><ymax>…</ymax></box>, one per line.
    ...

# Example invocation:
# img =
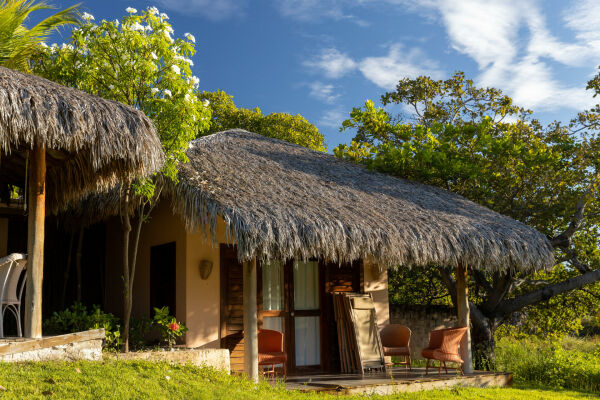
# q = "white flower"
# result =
<box><xmin>114</xmin><ymin>19</ymin><xmax>119</xmax><ymax>27</ymax></box>
<box><xmin>151</xmin><ymin>87</ymin><xmax>159</xmax><ymax>94</ymax></box>
<box><xmin>60</xmin><ymin>43</ymin><xmax>74</xmax><ymax>51</ymax></box>
<box><xmin>186</xmin><ymin>58</ymin><xmax>194</xmax><ymax>66</ymax></box>
<box><xmin>165</xmin><ymin>376</ymin><xmax>170</xmax><ymax>381</ymax></box>
<box><xmin>108</xmin><ymin>84</ymin><xmax>114</xmax><ymax>90</ymax></box>
<box><xmin>151</xmin><ymin>52</ymin><xmax>158</xmax><ymax>60</ymax></box>
<box><xmin>184</xmin><ymin>33</ymin><xmax>195</xmax><ymax>43</ymax></box>
<box><xmin>82</xmin><ymin>12</ymin><xmax>94</xmax><ymax>21</ymax></box>
<box><xmin>148</xmin><ymin>6</ymin><xmax>159</xmax><ymax>15</ymax></box>
<box><xmin>144</xmin><ymin>25</ymin><xmax>152</xmax><ymax>32</ymax></box>
<box><xmin>165</xmin><ymin>26</ymin><xmax>174</xmax><ymax>34</ymax></box>
<box><xmin>39</xmin><ymin>42</ymin><xmax>48</xmax><ymax>48</ymax></box>
<box><xmin>202</xmin><ymin>99</ymin><xmax>210</xmax><ymax>108</ymax></box>
<box><xmin>184</xmin><ymin>93</ymin><xmax>193</xmax><ymax>103</ymax></box>
<box><xmin>164</xmin><ymin>89</ymin><xmax>172</xmax><ymax>97</ymax></box>
<box><xmin>171</xmin><ymin>65</ymin><xmax>180</xmax><ymax>74</ymax></box>
<box><xmin>129</xmin><ymin>22</ymin><xmax>144</xmax><ymax>31</ymax></box>
<box><xmin>164</xmin><ymin>31</ymin><xmax>173</xmax><ymax>42</ymax></box>
<box><xmin>189</xmin><ymin>76</ymin><xmax>200</xmax><ymax>89</ymax></box>
<box><xmin>125</xmin><ymin>7</ymin><xmax>137</xmax><ymax>13</ymax></box>
<box><xmin>160</xmin><ymin>12</ymin><xmax>169</xmax><ymax>20</ymax></box>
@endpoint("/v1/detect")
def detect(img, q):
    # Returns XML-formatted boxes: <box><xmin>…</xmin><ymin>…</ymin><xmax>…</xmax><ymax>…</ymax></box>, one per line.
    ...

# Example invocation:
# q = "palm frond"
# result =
<box><xmin>0</xmin><ymin>0</ymin><xmax>80</xmax><ymax>72</ymax></box>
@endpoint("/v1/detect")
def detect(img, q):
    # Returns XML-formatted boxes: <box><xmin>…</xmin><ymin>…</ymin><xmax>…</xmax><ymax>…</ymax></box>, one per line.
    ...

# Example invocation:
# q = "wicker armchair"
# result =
<box><xmin>0</xmin><ymin>253</ymin><xmax>27</xmax><ymax>338</ymax></box>
<box><xmin>421</xmin><ymin>327</ymin><xmax>468</xmax><ymax>375</ymax></box>
<box><xmin>258</xmin><ymin>329</ymin><xmax>287</xmax><ymax>377</ymax></box>
<box><xmin>380</xmin><ymin>324</ymin><xmax>411</xmax><ymax>370</ymax></box>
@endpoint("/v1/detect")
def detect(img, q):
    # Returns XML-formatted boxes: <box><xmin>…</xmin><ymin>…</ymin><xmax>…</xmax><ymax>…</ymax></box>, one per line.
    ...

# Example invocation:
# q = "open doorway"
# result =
<box><xmin>149</xmin><ymin>242</ymin><xmax>176</xmax><ymax>315</ymax></box>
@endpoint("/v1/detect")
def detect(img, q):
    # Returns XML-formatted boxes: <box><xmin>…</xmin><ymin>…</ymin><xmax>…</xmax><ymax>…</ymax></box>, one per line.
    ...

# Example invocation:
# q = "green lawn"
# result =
<box><xmin>0</xmin><ymin>360</ymin><xmax>597</xmax><ymax>400</ymax></box>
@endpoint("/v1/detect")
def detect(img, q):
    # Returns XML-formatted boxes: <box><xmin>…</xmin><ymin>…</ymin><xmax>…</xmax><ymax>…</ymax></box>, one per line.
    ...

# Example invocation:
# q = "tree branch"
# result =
<box><xmin>495</xmin><ymin>269</ymin><xmax>600</xmax><ymax>316</ymax></box>
<box><xmin>550</xmin><ymin>186</ymin><xmax>593</xmax><ymax>248</ymax></box>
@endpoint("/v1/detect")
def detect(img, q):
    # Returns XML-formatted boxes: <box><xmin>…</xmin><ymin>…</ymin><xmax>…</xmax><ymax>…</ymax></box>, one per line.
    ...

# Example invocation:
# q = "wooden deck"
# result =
<box><xmin>284</xmin><ymin>367</ymin><xmax>513</xmax><ymax>395</ymax></box>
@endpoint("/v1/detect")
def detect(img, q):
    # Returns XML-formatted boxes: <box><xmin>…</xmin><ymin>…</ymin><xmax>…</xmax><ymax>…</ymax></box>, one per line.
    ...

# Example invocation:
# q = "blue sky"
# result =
<box><xmin>43</xmin><ymin>0</ymin><xmax>600</xmax><ymax>150</ymax></box>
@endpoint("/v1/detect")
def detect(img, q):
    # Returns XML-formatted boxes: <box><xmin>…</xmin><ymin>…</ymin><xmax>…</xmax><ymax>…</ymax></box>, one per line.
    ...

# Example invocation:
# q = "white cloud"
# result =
<box><xmin>358</xmin><ymin>44</ymin><xmax>443</xmax><ymax>89</ymax></box>
<box><xmin>402</xmin><ymin>0</ymin><xmax>600</xmax><ymax>111</ymax></box>
<box><xmin>304</xmin><ymin>48</ymin><xmax>357</xmax><ymax>79</ymax></box>
<box><xmin>305</xmin><ymin>44</ymin><xmax>441</xmax><ymax>90</ymax></box>
<box><xmin>309</xmin><ymin>82</ymin><xmax>340</xmax><ymax>104</ymax></box>
<box><xmin>564</xmin><ymin>0</ymin><xmax>600</xmax><ymax>49</ymax></box>
<box><xmin>298</xmin><ymin>0</ymin><xmax>600</xmax><ymax>112</ymax></box>
<box><xmin>154</xmin><ymin>0</ymin><xmax>246</xmax><ymax>20</ymax></box>
<box><xmin>274</xmin><ymin>0</ymin><xmax>368</xmax><ymax>25</ymax></box>
<box><xmin>319</xmin><ymin>108</ymin><xmax>347</xmax><ymax>128</ymax></box>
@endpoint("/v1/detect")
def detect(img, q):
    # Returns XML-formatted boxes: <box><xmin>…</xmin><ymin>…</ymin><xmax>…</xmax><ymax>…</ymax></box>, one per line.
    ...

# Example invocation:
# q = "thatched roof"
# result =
<box><xmin>170</xmin><ymin>129</ymin><xmax>554</xmax><ymax>272</ymax></box>
<box><xmin>0</xmin><ymin>66</ymin><xmax>164</xmax><ymax>211</ymax></box>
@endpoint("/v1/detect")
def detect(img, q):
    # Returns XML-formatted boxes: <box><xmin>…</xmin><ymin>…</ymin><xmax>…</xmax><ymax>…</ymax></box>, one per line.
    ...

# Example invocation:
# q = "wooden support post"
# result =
<box><xmin>243</xmin><ymin>258</ymin><xmax>258</xmax><ymax>381</ymax></box>
<box><xmin>25</xmin><ymin>144</ymin><xmax>46</xmax><ymax>339</ymax></box>
<box><xmin>456</xmin><ymin>264</ymin><xmax>473</xmax><ymax>374</ymax></box>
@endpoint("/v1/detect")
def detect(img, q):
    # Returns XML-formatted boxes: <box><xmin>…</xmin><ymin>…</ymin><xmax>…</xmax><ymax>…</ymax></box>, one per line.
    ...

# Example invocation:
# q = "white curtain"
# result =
<box><xmin>293</xmin><ymin>261</ymin><xmax>320</xmax><ymax>366</ymax></box>
<box><xmin>262</xmin><ymin>261</ymin><xmax>284</xmax><ymax>311</ymax></box>
<box><xmin>293</xmin><ymin>261</ymin><xmax>319</xmax><ymax>310</ymax></box>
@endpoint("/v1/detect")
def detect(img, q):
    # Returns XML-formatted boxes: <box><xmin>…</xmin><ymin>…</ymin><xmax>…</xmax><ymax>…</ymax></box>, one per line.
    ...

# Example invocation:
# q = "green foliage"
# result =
<box><xmin>128</xmin><ymin>316</ymin><xmax>152</xmax><ymax>351</ymax></box>
<box><xmin>0</xmin><ymin>360</ymin><xmax>595</xmax><ymax>399</ymax></box>
<box><xmin>0</xmin><ymin>0</ymin><xmax>80</xmax><ymax>72</ymax></box>
<box><xmin>152</xmin><ymin>306</ymin><xmax>187</xmax><ymax>348</ymax></box>
<box><xmin>388</xmin><ymin>267</ymin><xmax>451</xmax><ymax>307</ymax></box>
<box><xmin>200</xmin><ymin>90</ymin><xmax>326</xmax><ymax>151</ymax></box>
<box><xmin>496</xmin><ymin>336</ymin><xmax>600</xmax><ymax>392</ymax></box>
<box><xmin>44</xmin><ymin>303</ymin><xmax>121</xmax><ymax>351</ymax></box>
<box><xmin>30</xmin><ymin>6</ymin><xmax>211</xmax><ymax>188</ymax></box>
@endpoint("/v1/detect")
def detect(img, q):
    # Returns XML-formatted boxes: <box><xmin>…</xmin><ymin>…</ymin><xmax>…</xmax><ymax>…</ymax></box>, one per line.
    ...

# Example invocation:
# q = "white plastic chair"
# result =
<box><xmin>0</xmin><ymin>253</ymin><xmax>27</xmax><ymax>338</ymax></box>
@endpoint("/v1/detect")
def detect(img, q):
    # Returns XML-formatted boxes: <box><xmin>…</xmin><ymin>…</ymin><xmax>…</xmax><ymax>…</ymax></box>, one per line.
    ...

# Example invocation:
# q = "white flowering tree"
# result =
<box><xmin>31</xmin><ymin>7</ymin><xmax>210</xmax><ymax>351</ymax></box>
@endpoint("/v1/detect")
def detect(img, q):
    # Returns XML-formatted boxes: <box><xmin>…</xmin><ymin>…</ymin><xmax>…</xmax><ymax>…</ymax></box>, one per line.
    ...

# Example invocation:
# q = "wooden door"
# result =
<box><xmin>220</xmin><ymin>244</ymin><xmax>245</xmax><ymax>372</ymax></box>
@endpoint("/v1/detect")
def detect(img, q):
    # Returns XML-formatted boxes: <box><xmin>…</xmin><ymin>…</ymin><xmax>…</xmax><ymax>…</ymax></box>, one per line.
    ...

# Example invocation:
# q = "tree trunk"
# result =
<box><xmin>75</xmin><ymin>227</ymin><xmax>84</xmax><ymax>303</ymax></box>
<box><xmin>471</xmin><ymin>317</ymin><xmax>496</xmax><ymax>371</ymax></box>
<box><xmin>121</xmin><ymin>194</ymin><xmax>132</xmax><ymax>353</ymax></box>
<box><xmin>121</xmin><ymin>201</ymin><xmax>148</xmax><ymax>353</ymax></box>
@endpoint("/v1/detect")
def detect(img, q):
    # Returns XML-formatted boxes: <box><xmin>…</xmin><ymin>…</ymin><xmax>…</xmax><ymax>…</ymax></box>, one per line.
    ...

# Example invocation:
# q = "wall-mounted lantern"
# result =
<box><xmin>199</xmin><ymin>260</ymin><xmax>213</xmax><ymax>280</ymax></box>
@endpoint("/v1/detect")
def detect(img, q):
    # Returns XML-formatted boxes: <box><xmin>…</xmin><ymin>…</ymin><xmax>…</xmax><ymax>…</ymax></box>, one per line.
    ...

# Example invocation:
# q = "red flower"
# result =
<box><xmin>168</xmin><ymin>322</ymin><xmax>179</xmax><ymax>332</ymax></box>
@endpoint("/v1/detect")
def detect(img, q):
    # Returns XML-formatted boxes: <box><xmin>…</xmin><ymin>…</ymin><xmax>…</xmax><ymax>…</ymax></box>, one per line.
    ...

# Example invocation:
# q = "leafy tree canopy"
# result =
<box><xmin>200</xmin><ymin>90</ymin><xmax>326</xmax><ymax>152</ymax></box>
<box><xmin>31</xmin><ymin>6</ymin><xmax>211</xmax><ymax>190</ymax></box>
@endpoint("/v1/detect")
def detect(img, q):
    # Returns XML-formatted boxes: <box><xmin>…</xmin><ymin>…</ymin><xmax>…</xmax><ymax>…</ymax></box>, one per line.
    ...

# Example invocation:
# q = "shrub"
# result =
<box><xmin>495</xmin><ymin>335</ymin><xmax>600</xmax><ymax>392</ymax></box>
<box><xmin>152</xmin><ymin>306</ymin><xmax>188</xmax><ymax>348</ymax></box>
<box><xmin>129</xmin><ymin>316</ymin><xmax>153</xmax><ymax>351</ymax></box>
<box><xmin>44</xmin><ymin>303</ymin><xmax>122</xmax><ymax>351</ymax></box>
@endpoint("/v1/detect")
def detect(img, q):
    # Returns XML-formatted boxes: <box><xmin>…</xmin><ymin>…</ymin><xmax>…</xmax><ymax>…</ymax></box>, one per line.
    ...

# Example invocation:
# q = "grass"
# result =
<box><xmin>0</xmin><ymin>360</ymin><xmax>597</xmax><ymax>400</ymax></box>
<box><xmin>495</xmin><ymin>335</ymin><xmax>600</xmax><ymax>392</ymax></box>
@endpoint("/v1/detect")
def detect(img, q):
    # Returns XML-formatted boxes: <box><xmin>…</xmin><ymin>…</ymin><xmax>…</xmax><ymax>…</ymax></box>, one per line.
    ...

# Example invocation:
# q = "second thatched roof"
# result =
<box><xmin>0</xmin><ymin>66</ymin><xmax>164</xmax><ymax>210</ymax></box>
<box><xmin>168</xmin><ymin>129</ymin><xmax>554</xmax><ymax>272</ymax></box>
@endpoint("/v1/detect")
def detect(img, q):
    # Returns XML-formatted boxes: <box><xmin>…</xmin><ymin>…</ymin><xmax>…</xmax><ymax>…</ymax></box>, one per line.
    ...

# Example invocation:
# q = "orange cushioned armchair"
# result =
<box><xmin>380</xmin><ymin>324</ymin><xmax>412</xmax><ymax>370</ymax></box>
<box><xmin>258</xmin><ymin>329</ymin><xmax>287</xmax><ymax>377</ymax></box>
<box><xmin>421</xmin><ymin>327</ymin><xmax>468</xmax><ymax>375</ymax></box>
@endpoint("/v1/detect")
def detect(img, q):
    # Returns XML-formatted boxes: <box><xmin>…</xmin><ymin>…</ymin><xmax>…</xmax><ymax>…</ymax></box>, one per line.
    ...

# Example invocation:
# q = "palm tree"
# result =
<box><xmin>0</xmin><ymin>0</ymin><xmax>80</xmax><ymax>72</ymax></box>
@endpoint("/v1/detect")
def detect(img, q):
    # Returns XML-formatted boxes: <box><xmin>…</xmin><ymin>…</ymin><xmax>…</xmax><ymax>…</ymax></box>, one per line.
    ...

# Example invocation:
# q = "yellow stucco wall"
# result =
<box><xmin>184</xmin><ymin>218</ymin><xmax>229</xmax><ymax>348</ymax></box>
<box><xmin>363</xmin><ymin>259</ymin><xmax>390</xmax><ymax>330</ymax></box>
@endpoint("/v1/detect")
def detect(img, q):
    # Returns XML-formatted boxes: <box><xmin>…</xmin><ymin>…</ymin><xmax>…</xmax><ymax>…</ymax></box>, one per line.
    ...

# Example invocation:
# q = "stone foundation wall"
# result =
<box><xmin>109</xmin><ymin>348</ymin><xmax>230</xmax><ymax>373</ymax></box>
<box><xmin>0</xmin><ymin>339</ymin><xmax>103</xmax><ymax>362</ymax></box>
<box><xmin>389</xmin><ymin>305</ymin><xmax>457</xmax><ymax>359</ymax></box>
<box><xmin>0</xmin><ymin>330</ymin><xmax>105</xmax><ymax>362</ymax></box>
